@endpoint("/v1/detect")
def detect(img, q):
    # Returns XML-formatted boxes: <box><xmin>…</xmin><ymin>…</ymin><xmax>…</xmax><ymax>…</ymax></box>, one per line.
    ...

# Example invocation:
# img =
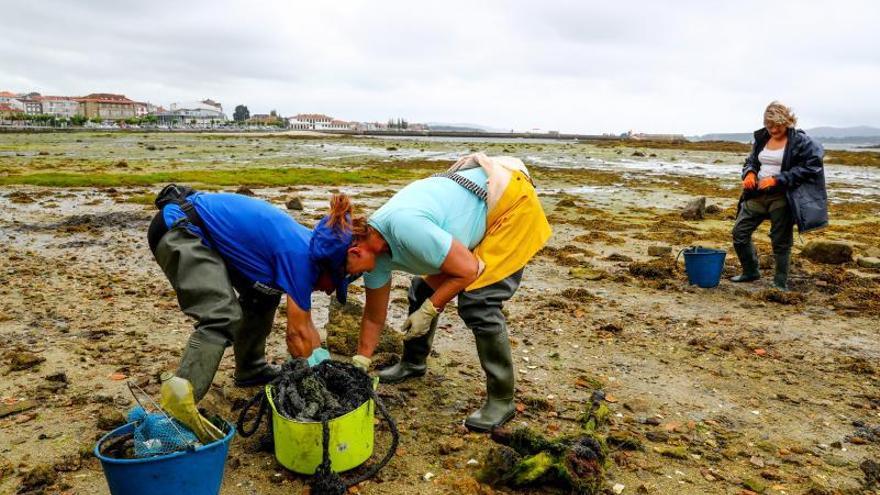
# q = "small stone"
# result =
<box><xmin>96</xmin><ymin>406</ymin><xmax>126</xmax><ymax>431</ymax></box>
<box><xmin>235</xmin><ymin>186</ymin><xmax>255</xmax><ymax>196</ymax></box>
<box><xmin>801</xmin><ymin>241</ymin><xmax>853</xmax><ymax>265</ymax></box>
<box><xmin>6</xmin><ymin>350</ymin><xmax>45</xmax><ymax>371</ymax></box>
<box><xmin>423</xmin><ymin>472</ymin><xmax>435</xmax><ymax>481</ymax></box>
<box><xmin>20</xmin><ymin>464</ymin><xmax>57</xmax><ymax>492</ymax></box>
<box><xmin>613</xmin><ymin>483</ymin><xmax>626</xmax><ymax>494</ymax></box>
<box><xmin>285</xmin><ymin>196</ymin><xmax>304</xmax><ymax>210</ymax></box>
<box><xmin>742</xmin><ymin>477</ymin><xmax>767</xmax><ymax>493</ymax></box>
<box><xmin>857</xmin><ymin>256</ymin><xmax>880</xmax><ymax>269</ymax></box>
<box><xmin>648</xmin><ymin>245</ymin><xmax>672</xmax><ymax>257</ymax></box>
<box><xmin>438</xmin><ymin>437</ymin><xmax>465</xmax><ymax>455</ymax></box>
<box><xmin>681</xmin><ymin>197</ymin><xmax>706</xmax><ymax>220</ymax></box>
<box><xmin>0</xmin><ymin>399</ymin><xmax>38</xmax><ymax>418</ymax></box>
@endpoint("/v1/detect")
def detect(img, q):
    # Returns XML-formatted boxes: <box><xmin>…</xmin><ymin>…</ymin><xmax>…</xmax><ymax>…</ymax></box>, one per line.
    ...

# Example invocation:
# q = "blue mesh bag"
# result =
<box><xmin>127</xmin><ymin>406</ymin><xmax>199</xmax><ymax>457</ymax></box>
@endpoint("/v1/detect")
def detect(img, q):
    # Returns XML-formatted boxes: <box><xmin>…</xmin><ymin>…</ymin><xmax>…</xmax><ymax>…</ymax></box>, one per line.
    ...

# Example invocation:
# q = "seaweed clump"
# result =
<box><xmin>325</xmin><ymin>299</ymin><xmax>402</xmax><ymax>357</ymax></box>
<box><xmin>272</xmin><ymin>359</ymin><xmax>372</xmax><ymax>422</ymax></box>
<box><xmin>628</xmin><ymin>258</ymin><xmax>675</xmax><ymax>279</ymax></box>
<box><xmin>478</xmin><ymin>391</ymin><xmax>611</xmax><ymax>494</ymax></box>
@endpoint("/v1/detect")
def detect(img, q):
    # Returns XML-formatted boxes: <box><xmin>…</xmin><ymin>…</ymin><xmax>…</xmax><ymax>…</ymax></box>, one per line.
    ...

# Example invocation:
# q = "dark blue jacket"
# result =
<box><xmin>740</xmin><ymin>127</ymin><xmax>828</xmax><ymax>233</ymax></box>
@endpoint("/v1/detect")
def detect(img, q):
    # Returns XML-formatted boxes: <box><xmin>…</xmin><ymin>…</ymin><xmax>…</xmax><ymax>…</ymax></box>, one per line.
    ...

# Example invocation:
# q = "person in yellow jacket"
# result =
<box><xmin>341</xmin><ymin>153</ymin><xmax>552</xmax><ymax>431</ymax></box>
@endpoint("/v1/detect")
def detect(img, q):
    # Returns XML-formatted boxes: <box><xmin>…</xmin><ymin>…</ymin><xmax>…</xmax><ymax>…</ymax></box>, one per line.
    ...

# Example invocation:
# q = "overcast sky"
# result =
<box><xmin>1</xmin><ymin>1</ymin><xmax>878</xmax><ymax>134</ymax></box>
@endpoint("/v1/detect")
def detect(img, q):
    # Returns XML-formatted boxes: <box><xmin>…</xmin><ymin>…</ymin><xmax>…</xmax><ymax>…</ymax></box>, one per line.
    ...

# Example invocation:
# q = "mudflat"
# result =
<box><xmin>1</xmin><ymin>132</ymin><xmax>878</xmax><ymax>494</ymax></box>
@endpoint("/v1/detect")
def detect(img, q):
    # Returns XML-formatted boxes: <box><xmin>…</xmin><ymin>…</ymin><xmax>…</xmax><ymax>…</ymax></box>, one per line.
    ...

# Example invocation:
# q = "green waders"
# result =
<box><xmin>153</xmin><ymin>224</ymin><xmax>280</xmax><ymax>402</ymax></box>
<box><xmin>731</xmin><ymin>192</ymin><xmax>794</xmax><ymax>290</ymax></box>
<box><xmin>378</xmin><ymin>270</ymin><xmax>524</xmax><ymax>432</ymax></box>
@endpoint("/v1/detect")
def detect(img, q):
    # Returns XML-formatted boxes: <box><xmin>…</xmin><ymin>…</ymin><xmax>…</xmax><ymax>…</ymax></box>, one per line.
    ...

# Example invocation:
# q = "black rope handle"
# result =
<box><xmin>341</xmin><ymin>386</ymin><xmax>400</xmax><ymax>488</ymax></box>
<box><xmin>236</xmin><ymin>388</ymin><xmax>271</xmax><ymax>438</ymax></box>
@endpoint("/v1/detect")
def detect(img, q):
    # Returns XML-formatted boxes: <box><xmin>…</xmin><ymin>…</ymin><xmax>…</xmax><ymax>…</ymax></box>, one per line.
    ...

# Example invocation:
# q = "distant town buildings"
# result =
<box><xmin>76</xmin><ymin>93</ymin><xmax>139</xmax><ymax>120</ymax></box>
<box><xmin>0</xmin><ymin>88</ymin><xmax>438</xmax><ymax>132</ymax></box>
<box><xmin>156</xmin><ymin>100</ymin><xmax>228</xmax><ymax>127</ymax></box>
<box><xmin>38</xmin><ymin>96</ymin><xmax>80</xmax><ymax>119</ymax></box>
<box><xmin>287</xmin><ymin>113</ymin><xmax>355</xmax><ymax>130</ymax></box>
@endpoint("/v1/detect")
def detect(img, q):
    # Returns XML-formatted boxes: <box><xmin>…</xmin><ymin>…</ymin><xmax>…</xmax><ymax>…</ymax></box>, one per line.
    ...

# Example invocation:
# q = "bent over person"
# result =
<box><xmin>341</xmin><ymin>153</ymin><xmax>552</xmax><ymax>431</ymax></box>
<box><xmin>147</xmin><ymin>186</ymin><xmax>356</xmax><ymax>401</ymax></box>
<box><xmin>731</xmin><ymin>101</ymin><xmax>828</xmax><ymax>290</ymax></box>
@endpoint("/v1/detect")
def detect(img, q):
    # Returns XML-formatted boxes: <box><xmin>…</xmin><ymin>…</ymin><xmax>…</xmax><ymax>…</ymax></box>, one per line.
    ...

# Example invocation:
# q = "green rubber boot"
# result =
<box><xmin>773</xmin><ymin>250</ymin><xmax>791</xmax><ymax>291</ymax></box>
<box><xmin>234</xmin><ymin>294</ymin><xmax>281</xmax><ymax>387</ymax></box>
<box><xmin>730</xmin><ymin>243</ymin><xmax>761</xmax><ymax>283</ymax></box>
<box><xmin>176</xmin><ymin>332</ymin><xmax>228</xmax><ymax>402</ymax></box>
<box><xmin>465</xmin><ymin>329</ymin><xmax>516</xmax><ymax>432</ymax></box>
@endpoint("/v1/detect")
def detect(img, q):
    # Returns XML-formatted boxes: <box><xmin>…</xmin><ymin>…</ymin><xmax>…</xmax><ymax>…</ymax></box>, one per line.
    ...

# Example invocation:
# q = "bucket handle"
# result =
<box><xmin>674</xmin><ymin>246</ymin><xmax>694</xmax><ymax>270</ymax></box>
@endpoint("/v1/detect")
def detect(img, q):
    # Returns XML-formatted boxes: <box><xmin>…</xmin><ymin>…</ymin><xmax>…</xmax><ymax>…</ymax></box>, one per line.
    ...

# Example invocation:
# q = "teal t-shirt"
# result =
<box><xmin>363</xmin><ymin>167</ymin><xmax>488</xmax><ymax>289</ymax></box>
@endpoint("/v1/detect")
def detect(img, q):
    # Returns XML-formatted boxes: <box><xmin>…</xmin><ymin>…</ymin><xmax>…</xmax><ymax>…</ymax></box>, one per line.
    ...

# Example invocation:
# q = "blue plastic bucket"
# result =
<box><xmin>680</xmin><ymin>246</ymin><xmax>726</xmax><ymax>288</ymax></box>
<box><xmin>94</xmin><ymin>421</ymin><xmax>235</xmax><ymax>495</ymax></box>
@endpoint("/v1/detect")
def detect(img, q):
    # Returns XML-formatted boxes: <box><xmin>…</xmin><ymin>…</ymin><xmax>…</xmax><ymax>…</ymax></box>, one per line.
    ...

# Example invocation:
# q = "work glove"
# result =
<box><xmin>402</xmin><ymin>299</ymin><xmax>439</xmax><ymax>341</ymax></box>
<box><xmin>758</xmin><ymin>176</ymin><xmax>778</xmax><ymax>191</ymax></box>
<box><xmin>352</xmin><ymin>354</ymin><xmax>371</xmax><ymax>371</ymax></box>
<box><xmin>306</xmin><ymin>347</ymin><xmax>330</xmax><ymax>367</ymax></box>
<box><xmin>742</xmin><ymin>172</ymin><xmax>758</xmax><ymax>190</ymax></box>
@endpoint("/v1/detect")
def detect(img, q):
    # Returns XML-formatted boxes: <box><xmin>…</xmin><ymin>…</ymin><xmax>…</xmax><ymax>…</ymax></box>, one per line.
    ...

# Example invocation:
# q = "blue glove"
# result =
<box><xmin>306</xmin><ymin>347</ymin><xmax>330</xmax><ymax>367</ymax></box>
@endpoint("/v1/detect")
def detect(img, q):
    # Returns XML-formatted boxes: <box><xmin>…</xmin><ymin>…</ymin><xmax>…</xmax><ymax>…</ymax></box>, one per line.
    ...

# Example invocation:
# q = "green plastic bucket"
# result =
<box><xmin>266</xmin><ymin>379</ymin><xmax>376</xmax><ymax>474</ymax></box>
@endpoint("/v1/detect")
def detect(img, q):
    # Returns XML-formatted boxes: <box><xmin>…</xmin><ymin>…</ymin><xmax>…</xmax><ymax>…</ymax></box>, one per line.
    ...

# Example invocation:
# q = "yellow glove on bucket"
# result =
<box><xmin>159</xmin><ymin>373</ymin><xmax>224</xmax><ymax>444</ymax></box>
<box><xmin>402</xmin><ymin>299</ymin><xmax>439</xmax><ymax>341</ymax></box>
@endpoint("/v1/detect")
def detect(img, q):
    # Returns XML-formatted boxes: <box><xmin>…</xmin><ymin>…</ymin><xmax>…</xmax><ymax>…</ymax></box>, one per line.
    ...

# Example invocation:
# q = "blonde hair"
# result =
<box><xmin>764</xmin><ymin>101</ymin><xmax>797</xmax><ymax>128</ymax></box>
<box><xmin>327</xmin><ymin>193</ymin><xmax>370</xmax><ymax>242</ymax></box>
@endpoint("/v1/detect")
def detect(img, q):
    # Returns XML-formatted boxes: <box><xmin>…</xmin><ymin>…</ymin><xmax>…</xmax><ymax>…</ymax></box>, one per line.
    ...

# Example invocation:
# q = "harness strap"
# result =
<box><xmin>431</xmin><ymin>172</ymin><xmax>488</xmax><ymax>201</ymax></box>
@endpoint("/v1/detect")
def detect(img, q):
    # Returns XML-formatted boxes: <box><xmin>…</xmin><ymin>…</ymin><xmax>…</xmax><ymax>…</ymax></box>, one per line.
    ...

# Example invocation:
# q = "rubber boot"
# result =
<box><xmin>176</xmin><ymin>332</ymin><xmax>228</xmax><ymax>402</ymax></box>
<box><xmin>234</xmin><ymin>294</ymin><xmax>281</xmax><ymax>387</ymax></box>
<box><xmin>773</xmin><ymin>250</ymin><xmax>791</xmax><ymax>291</ymax></box>
<box><xmin>377</xmin><ymin>318</ymin><xmax>437</xmax><ymax>383</ymax></box>
<box><xmin>378</xmin><ymin>277</ymin><xmax>437</xmax><ymax>384</ymax></box>
<box><xmin>730</xmin><ymin>243</ymin><xmax>761</xmax><ymax>283</ymax></box>
<box><xmin>465</xmin><ymin>329</ymin><xmax>516</xmax><ymax>432</ymax></box>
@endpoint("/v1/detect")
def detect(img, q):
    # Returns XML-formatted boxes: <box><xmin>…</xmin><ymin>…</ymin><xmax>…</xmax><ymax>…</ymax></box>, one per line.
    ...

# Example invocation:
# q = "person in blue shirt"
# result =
<box><xmin>146</xmin><ymin>185</ymin><xmax>356</xmax><ymax>402</ymax></box>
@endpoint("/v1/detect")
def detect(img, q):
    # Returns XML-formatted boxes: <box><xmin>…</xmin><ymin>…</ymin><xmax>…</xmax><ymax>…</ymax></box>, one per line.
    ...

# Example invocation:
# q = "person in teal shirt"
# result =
<box><xmin>340</xmin><ymin>165</ymin><xmax>534</xmax><ymax>431</ymax></box>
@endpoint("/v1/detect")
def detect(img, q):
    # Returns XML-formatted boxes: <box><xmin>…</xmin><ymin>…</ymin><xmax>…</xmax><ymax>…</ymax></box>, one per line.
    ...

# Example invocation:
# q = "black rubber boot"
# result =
<box><xmin>378</xmin><ymin>277</ymin><xmax>437</xmax><ymax>384</ymax></box>
<box><xmin>730</xmin><ymin>243</ymin><xmax>761</xmax><ymax>283</ymax></box>
<box><xmin>464</xmin><ymin>329</ymin><xmax>515</xmax><ymax>432</ymax></box>
<box><xmin>773</xmin><ymin>250</ymin><xmax>791</xmax><ymax>291</ymax></box>
<box><xmin>377</xmin><ymin>319</ymin><xmax>437</xmax><ymax>383</ymax></box>
<box><xmin>176</xmin><ymin>332</ymin><xmax>228</xmax><ymax>402</ymax></box>
<box><xmin>233</xmin><ymin>292</ymin><xmax>281</xmax><ymax>387</ymax></box>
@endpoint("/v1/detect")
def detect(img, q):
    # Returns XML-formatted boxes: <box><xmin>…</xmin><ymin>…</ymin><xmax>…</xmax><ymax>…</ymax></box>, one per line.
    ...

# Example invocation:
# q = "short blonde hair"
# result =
<box><xmin>764</xmin><ymin>101</ymin><xmax>797</xmax><ymax>128</ymax></box>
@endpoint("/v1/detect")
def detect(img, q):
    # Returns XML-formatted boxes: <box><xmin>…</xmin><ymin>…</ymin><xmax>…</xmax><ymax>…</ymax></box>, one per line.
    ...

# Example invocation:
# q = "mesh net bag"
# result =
<box><xmin>127</xmin><ymin>406</ymin><xmax>200</xmax><ymax>457</ymax></box>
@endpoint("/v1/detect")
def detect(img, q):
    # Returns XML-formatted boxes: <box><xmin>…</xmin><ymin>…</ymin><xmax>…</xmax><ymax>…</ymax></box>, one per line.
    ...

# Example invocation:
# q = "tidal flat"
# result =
<box><xmin>1</xmin><ymin>131</ymin><xmax>879</xmax><ymax>494</ymax></box>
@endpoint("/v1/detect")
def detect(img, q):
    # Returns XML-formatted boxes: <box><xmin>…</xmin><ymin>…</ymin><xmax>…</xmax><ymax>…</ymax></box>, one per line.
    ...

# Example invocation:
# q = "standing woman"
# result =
<box><xmin>147</xmin><ymin>186</ymin><xmax>356</xmax><ymax>402</ymax></box>
<box><xmin>730</xmin><ymin>101</ymin><xmax>827</xmax><ymax>290</ymax></box>
<box><xmin>339</xmin><ymin>153</ymin><xmax>552</xmax><ymax>431</ymax></box>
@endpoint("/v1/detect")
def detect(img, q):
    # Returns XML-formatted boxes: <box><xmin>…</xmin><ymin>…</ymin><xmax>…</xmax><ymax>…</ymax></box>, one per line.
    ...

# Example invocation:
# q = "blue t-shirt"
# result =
<box><xmin>162</xmin><ymin>193</ymin><xmax>317</xmax><ymax>310</ymax></box>
<box><xmin>363</xmin><ymin>167</ymin><xmax>488</xmax><ymax>289</ymax></box>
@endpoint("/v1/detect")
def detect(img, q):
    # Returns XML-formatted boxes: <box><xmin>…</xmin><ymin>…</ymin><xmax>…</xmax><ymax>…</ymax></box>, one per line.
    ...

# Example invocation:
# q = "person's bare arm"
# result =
<box><xmin>357</xmin><ymin>282</ymin><xmax>391</xmax><ymax>357</ymax></box>
<box><xmin>285</xmin><ymin>295</ymin><xmax>321</xmax><ymax>357</ymax></box>
<box><xmin>427</xmin><ymin>239</ymin><xmax>480</xmax><ymax>309</ymax></box>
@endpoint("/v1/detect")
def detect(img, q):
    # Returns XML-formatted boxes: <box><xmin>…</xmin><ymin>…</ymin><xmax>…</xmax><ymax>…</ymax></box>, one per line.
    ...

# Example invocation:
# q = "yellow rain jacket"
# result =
<box><xmin>445</xmin><ymin>153</ymin><xmax>552</xmax><ymax>291</ymax></box>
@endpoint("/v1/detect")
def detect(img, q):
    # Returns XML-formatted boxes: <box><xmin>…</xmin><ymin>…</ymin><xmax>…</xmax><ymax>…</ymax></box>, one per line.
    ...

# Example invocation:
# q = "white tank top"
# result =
<box><xmin>757</xmin><ymin>146</ymin><xmax>784</xmax><ymax>180</ymax></box>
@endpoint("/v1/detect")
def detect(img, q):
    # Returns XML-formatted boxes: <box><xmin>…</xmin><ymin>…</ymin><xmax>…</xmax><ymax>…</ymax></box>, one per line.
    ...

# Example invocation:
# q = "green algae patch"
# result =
<box><xmin>478</xmin><ymin>391</ymin><xmax>611</xmax><ymax>494</ymax></box>
<box><xmin>0</xmin><ymin>166</ymin><xmax>423</xmax><ymax>188</ymax></box>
